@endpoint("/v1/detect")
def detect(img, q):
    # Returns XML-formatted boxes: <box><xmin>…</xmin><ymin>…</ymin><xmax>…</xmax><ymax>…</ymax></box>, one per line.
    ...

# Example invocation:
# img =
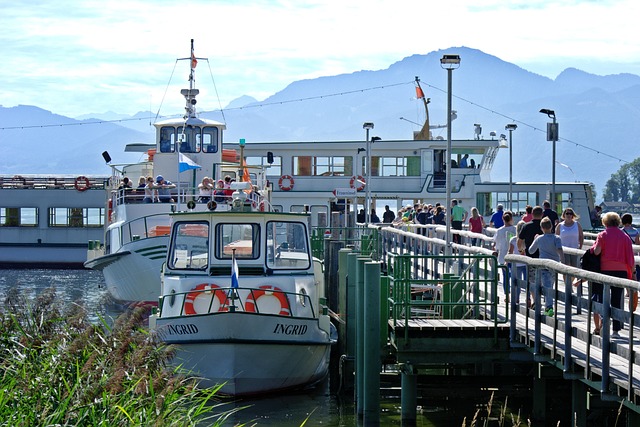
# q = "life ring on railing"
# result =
<box><xmin>349</xmin><ymin>175</ymin><xmax>365</xmax><ymax>191</ymax></box>
<box><xmin>184</xmin><ymin>283</ymin><xmax>229</xmax><ymax>315</ymax></box>
<box><xmin>259</xmin><ymin>201</ymin><xmax>265</xmax><ymax>212</ymax></box>
<box><xmin>278</xmin><ymin>175</ymin><xmax>294</xmax><ymax>191</ymax></box>
<box><xmin>74</xmin><ymin>176</ymin><xmax>91</xmax><ymax>192</ymax></box>
<box><xmin>107</xmin><ymin>198</ymin><xmax>113</xmax><ymax>223</ymax></box>
<box><xmin>245</xmin><ymin>285</ymin><xmax>290</xmax><ymax>316</ymax></box>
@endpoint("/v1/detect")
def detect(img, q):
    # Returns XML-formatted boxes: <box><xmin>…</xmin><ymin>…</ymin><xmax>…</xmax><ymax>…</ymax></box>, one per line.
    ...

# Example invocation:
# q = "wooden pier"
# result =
<box><xmin>320</xmin><ymin>225</ymin><xmax>640</xmax><ymax>426</ymax></box>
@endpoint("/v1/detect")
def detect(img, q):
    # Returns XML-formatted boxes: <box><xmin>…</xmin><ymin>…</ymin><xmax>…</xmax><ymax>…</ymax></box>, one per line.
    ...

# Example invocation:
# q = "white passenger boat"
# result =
<box><xmin>150</xmin><ymin>192</ymin><xmax>331</xmax><ymax>396</ymax></box>
<box><xmin>85</xmin><ymin>40</ymin><xmax>268</xmax><ymax>303</ymax></box>
<box><xmin>226</xmin><ymin>79</ymin><xmax>597</xmax><ymax>229</ymax></box>
<box><xmin>0</xmin><ymin>175</ymin><xmax>108</xmax><ymax>268</ymax></box>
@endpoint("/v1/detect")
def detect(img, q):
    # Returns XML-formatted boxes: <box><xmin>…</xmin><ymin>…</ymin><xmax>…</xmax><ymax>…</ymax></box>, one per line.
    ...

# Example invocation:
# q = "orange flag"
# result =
<box><xmin>415</xmin><ymin>86</ymin><xmax>425</xmax><ymax>99</ymax></box>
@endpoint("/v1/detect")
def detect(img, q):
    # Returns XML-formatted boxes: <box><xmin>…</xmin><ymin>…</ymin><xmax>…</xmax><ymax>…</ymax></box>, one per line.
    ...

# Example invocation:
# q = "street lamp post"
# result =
<box><xmin>363</xmin><ymin>122</ymin><xmax>374</xmax><ymax>223</ymax></box>
<box><xmin>440</xmin><ymin>54</ymin><xmax>461</xmax><ymax>254</ymax></box>
<box><xmin>540</xmin><ymin>109</ymin><xmax>558</xmax><ymax>209</ymax></box>
<box><xmin>505</xmin><ymin>124</ymin><xmax>517</xmax><ymax>212</ymax></box>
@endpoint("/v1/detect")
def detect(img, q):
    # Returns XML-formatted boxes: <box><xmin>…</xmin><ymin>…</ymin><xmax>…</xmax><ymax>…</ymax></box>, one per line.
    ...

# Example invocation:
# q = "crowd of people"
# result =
<box><xmin>117</xmin><ymin>174</ymin><xmax>249</xmax><ymax>205</ymax></box>
<box><xmin>378</xmin><ymin>199</ymin><xmax>638</xmax><ymax>337</ymax></box>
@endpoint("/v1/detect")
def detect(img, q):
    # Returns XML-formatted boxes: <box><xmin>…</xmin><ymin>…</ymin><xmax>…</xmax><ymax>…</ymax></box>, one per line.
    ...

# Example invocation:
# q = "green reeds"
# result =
<box><xmin>0</xmin><ymin>287</ymin><xmax>236</xmax><ymax>426</ymax></box>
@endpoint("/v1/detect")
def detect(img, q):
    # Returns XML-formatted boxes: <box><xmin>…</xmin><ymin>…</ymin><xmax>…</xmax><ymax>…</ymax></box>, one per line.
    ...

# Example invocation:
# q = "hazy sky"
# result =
<box><xmin>2</xmin><ymin>0</ymin><xmax>639</xmax><ymax>117</ymax></box>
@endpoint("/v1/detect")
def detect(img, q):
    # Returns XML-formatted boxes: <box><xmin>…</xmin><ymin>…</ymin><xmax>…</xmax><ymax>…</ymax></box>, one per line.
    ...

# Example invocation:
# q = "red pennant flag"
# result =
<box><xmin>191</xmin><ymin>52</ymin><xmax>198</xmax><ymax>69</ymax></box>
<box><xmin>415</xmin><ymin>86</ymin><xmax>425</xmax><ymax>99</ymax></box>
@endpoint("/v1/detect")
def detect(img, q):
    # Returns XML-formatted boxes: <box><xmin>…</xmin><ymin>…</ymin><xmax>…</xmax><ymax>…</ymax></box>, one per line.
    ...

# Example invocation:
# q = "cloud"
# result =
<box><xmin>0</xmin><ymin>0</ymin><xmax>639</xmax><ymax>116</ymax></box>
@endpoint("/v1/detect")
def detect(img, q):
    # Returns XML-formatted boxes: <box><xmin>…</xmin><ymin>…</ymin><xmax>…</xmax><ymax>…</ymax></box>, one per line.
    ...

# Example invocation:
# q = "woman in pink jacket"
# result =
<box><xmin>592</xmin><ymin>212</ymin><xmax>636</xmax><ymax>337</ymax></box>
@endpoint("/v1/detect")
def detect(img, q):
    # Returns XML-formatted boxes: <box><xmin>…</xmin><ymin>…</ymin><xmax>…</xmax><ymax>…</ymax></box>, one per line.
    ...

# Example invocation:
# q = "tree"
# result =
<box><xmin>602</xmin><ymin>158</ymin><xmax>640</xmax><ymax>202</ymax></box>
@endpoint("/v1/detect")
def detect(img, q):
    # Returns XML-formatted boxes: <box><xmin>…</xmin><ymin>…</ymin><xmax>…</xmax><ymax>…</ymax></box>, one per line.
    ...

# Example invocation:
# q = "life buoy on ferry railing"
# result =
<box><xmin>245</xmin><ymin>285</ymin><xmax>290</xmax><ymax>316</ymax></box>
<box><xmin>184</xmin><ymin>283</ymin><xmax>230</xmax><ymax>315</ymax></box>
<box><xmin>107</xmin><ymin>198</ymin><xmax>113</xmax><ymax>223</ymax></box>
<box><xmin>349</xmin><ymin>175</ymin><xmax>365</xmax><ymax>192</ymax></box>
<box><xmin>278</xmin><ymin>175</ymin><xmax>294</xmax><ymax>191</ymax></box>
<box><xmin>74</xmin><ymin>176</ymin><xmax>91</xmax><ymax>192</ymax></box>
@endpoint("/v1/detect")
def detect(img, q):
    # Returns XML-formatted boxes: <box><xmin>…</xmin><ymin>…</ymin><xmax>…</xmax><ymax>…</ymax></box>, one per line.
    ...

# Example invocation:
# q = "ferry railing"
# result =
<box><xmin>311</xmin><ymin>226</ymin><xmax>380</xmax><ymax>260</ymax></box>
<box><xmin>385</xmin><ymin>250</ymin><xmax>504</xmax><ymax>343</ymax></box>
<box><xmin>157</xmin><ymin>286</ymin><xmax>317</xmax><ymax>319</ymax></box>
<box><xmin>381</xmin><ymin>222</ymin><xmax>640</xmax><ymax>401</ymax></box>
<box><xmin>504</xmin><ymin>253</ymin><xmax>640</xmax><ymax>402</ymax></box>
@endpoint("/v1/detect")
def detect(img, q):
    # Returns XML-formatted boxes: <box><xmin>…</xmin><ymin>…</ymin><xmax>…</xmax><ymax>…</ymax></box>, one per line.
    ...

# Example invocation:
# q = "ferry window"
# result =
<box><xmin>159</xmin><ymin>127</ymin><xmax>175</xmax><ymax>153</ymax></box>
<box><xmin>476</xmin><ymin>192</ymin><xmax>537</xmax><ymax>217</ymax></box>
<box><xmin>177</xmin><ymin>125</ymin><xmax>200</xmax><ymax>153</ymax></box>
<box><xmin>216</xmin><ymin>223</ymin><xmax>260</xmax><ymax>260</ymax></box>
<box><xmin>246</xmin><ymin>155</ymin><xmax>282</xmax><ymax>177</ymax></box>
<box><xmin>293</xmin><ymin>156</ymin><xmax>352</xmax><ymax>176</ymax></box>
<box><xmin>168</xmin><ymin>221</ymin><xmax>209</xmax><ymax>270</ymax></box>
<box><xmin>367</xmin><ymin>156</ymin><xmax>420</xmax><ymax>177</ymax></box>
<box><xmin>0</xmin><ymin>207</ymin><xmax>38</xmax><ymax>227</ymax></box>
<box><xmin>202</xmin><ymin>126</ymin><xmax>219</xmax><ymax>153</ymax></box>
<box><xmin>266</xmin><ymin>221</ymin><xmax>310</xmax><ymax>270</ymax></box>
<box><xmin>48</xmin><ymin>208</ymin><xmax>105</xmax><ymax>227</ymax></box>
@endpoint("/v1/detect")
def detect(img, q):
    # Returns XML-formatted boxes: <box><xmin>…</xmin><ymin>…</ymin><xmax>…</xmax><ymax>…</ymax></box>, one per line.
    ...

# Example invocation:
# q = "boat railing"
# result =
<box><xmin>119</xmin><ymin>213</ymin><xmax>173</xmax><ymax>245</ymax></box>
<box><xmin>0</xmin><ymin>175</ymin><xmax>108</xmax><ymax>190</ymax></box>
<box><xmin>111</xmin><ymin>185</ymin><xmax>264</xmax><ymax>209</ymax></box>
<box><xmin>158</xmin><ymin>286</ymin><xmax>317</xmax><ymax>319</ymax></box>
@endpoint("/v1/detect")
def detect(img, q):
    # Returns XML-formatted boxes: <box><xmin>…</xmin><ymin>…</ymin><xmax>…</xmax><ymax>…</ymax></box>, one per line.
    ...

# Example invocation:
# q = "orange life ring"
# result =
<box><xmin>278</xmin><ymin>175</ymin><xmax>294</xmax><ymax>191</ymax></box>
<box><xmin>74</xmin><ymin>176</ymin><xmax>91</xmax><ymax>192</ymax></box>
<box><xmin>184</xmin><ymin>283</ymin><xmax>229</xmax><ymax>315</ymax></box>
<box><xmin>350</xmin><ymin>175</ymin><xmax>365</xmax><ymax>191</ymax></box>
<box><xmin>245</xmin><ymin>285</ymin><xmax>290</xmax><ymax>316</ymax></box>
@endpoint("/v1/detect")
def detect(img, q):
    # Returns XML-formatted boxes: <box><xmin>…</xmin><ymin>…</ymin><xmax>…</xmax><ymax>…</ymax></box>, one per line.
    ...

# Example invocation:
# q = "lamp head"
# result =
<box><xmin>440</xmin><ymin>55</ymin><xmax>460</xmax><ymax>68</ymax></box>
<box><xmin>362</xmin><ymin>122</ymin><xmax>374</xmax><ymax>130</ymax></box>
<box><xmin>539</xmin><ymin>109</ymin><xmax>555</xmax><ymax>118</ymax></box>
<box><xmin>505</xmin><ymin>123</ymin><xmax>518</xmax><ymax>131</ymax></box>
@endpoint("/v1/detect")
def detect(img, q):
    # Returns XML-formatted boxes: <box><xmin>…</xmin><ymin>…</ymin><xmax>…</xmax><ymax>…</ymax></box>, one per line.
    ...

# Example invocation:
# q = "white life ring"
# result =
<box><xmin>245</xmin><ymin>285</ymin><xmax>290</xmax><ymax>316</ymax></box>
<box><xmin>278</xmin><ymin>175</ymin><xmax>294</xmax><ymax>191</ymax></box>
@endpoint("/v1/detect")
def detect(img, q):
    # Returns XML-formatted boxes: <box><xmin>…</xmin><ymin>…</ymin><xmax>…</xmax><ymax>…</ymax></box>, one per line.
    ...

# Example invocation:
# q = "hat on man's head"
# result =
<box><xmin>156</xmin><ymin>175</ymin><xmax>164</xmax><ymax>183</ymax></box>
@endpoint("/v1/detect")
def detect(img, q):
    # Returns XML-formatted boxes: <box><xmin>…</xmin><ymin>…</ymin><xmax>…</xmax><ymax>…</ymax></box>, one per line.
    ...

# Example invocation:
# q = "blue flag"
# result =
<box><xmin>179</xmin><ymin>153</ymin><xmax>201</xmax><ymax>173</ymax></box>
<box><xmin>231</xmin><ymin>251</ymin><xmax>239</xmax><ymax>288</ymax></box>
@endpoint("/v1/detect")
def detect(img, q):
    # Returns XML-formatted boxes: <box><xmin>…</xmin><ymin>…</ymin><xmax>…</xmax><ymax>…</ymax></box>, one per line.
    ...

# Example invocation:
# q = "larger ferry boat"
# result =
<box><xmin>0</xmin><ymin>175</ymin><xmax>108</xmax><ymax>268</ymax></box>
<box><xmin>84</xmin><ymin>40</ymin><xmax>268</xmax><ymax>303</ymax></box>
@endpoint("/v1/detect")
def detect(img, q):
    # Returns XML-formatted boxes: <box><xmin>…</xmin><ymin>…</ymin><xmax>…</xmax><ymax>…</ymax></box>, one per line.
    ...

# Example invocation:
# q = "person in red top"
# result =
<box><xmin>591</xmin><ymin>212</ymin><xmax>636</xmax><ymax>337</ymax></box>
<box><xmin>521</xmin><ymin>205</ymin><xmax>533</xmax><ymax>223</ymax></box>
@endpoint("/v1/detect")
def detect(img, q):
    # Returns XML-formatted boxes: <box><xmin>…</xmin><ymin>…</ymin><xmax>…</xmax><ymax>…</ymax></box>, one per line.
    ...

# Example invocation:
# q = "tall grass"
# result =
<box><xmin>0</xmin><ymin>287</ymin><xmax>237</xmax><ymax>426</ymax></box>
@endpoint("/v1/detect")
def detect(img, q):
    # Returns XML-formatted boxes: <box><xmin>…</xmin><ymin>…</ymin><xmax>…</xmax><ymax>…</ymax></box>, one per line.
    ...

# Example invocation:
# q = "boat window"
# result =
<box><xmin>293</xmin><ymin>156</ymin><xmax>353</xmax><ymax>176</ymax></box>
<box><xmin>215</xmin><ymin>223</ymin><xmax>260</xmax><ymax>260</ymax></box>
<box><xmin>201</xmin><ymin>126</ymin><xmax>219</xmax><ymax>153</ymax></box>
<box><xmin>168</xmin><ymin>221</ymin><xmax>209</xmax><ymax>270</ymax></box>
<box><xmin>48</xmin><ymin>207</ymin><xmax>104</xmax><ymax>228</ymax></box>
<box><xmin>363</xmin><ymin>156</ymin><xmax>420</xmax><ymax>177</ymax></box>
<box><xmin>177</xmin><ymin>125</ymin><xmax>200</xmax><ymax>153</ymax></box>
<box><xmin>266</xmin><ymin>221</ymin><xmax>310</xmax><ymax>270</ymax></box>
<box><xmin>0</xmin><ymin>207</ymin><xmax>38</xmax><ymax>227</ymax></box>
<box><xmin>476</xmin><ymin>191</ymin><xmax>538</xmax><ymax>217</ymax></box>
<box><xmin>246</xmin><ymin>155</ymin><xmax>281</xmax><ymax>176</ymax></box>
<box><xmin>159</xmin><ymin>127</ymin><xmax>175</xmax><ymax>153</ymax></box>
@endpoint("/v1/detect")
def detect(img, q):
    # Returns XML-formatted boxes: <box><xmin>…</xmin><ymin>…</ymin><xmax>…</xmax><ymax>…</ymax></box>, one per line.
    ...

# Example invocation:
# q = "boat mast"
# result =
<box><xmin>181</xmin><ymin>39</ymin><xmax>199</xmax><ymax>119</ymax></box>
<box><xmin>414</xmin><ymin>76</ymin><xmax>431</xmax><ymax>140</ymax></box>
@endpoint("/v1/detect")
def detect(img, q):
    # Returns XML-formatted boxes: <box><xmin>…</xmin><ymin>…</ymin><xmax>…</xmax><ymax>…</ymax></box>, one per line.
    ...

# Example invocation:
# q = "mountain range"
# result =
<box><xmin>2</xmin><ymin>46</ymin><xmax>639</xmax><ymax>201</ymax></box>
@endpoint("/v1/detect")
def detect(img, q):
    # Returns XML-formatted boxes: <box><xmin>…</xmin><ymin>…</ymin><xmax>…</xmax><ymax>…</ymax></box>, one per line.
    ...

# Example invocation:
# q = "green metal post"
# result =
<box><xmin>380</xmin><ymin>275</ymin><xmax>390</xmax><ymax>352</ymax></box>
<box><xmin>401</xmin><ymin>364</ymin><xmax>417</xmax><ymax>424</ymax></box>
<box><xmin>355</xmin><ymin>255</ymin><xmax>368</xmax><ymax>416</ymax></box>
<box><xmin>363</xmin><ymin>261</ymin><xmax>381</xmax><ymax>425</ymax></box>
<box><xmin>338</xmin><ymin>248</ymin><xmax>353</xmax><ymax>358</ymax></box>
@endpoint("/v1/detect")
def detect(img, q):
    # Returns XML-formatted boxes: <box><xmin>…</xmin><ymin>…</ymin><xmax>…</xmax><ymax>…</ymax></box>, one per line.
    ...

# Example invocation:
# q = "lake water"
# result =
<box><xmin>0</xmin><ymin>268</ymin><xmax>515</xmax><ymax>426</ymax></box>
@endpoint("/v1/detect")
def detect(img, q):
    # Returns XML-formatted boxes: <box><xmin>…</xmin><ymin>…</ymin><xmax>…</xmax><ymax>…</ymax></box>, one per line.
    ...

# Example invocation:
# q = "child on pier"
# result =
<box><xmin>528</xmin><ymin>217</ymin><xmax>564</xmax><ymax>317</ymax></box>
